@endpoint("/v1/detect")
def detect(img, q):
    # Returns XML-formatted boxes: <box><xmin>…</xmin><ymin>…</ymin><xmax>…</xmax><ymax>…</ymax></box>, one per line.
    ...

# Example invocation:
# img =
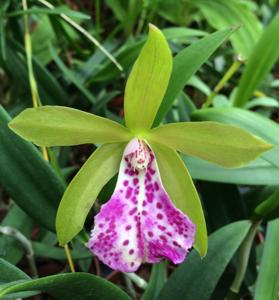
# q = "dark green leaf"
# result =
<box><xmin>158</xmin><ymin>221</ymin><xmax>250</xmax><ymax>300</ymax></box>
<box><xmin>0</xmin><ymin>106</ymin><xmax>64</xmax><ymax>231</ymax></box>
<box><xmin>153</xmin><ymin>28</ymin><xmax>234</xmax><ymax>126</ymax></box>
<box><xmin>0</xmin><ymin>273</ymin><xmax>131</xmax><ymax>300</ymax></box>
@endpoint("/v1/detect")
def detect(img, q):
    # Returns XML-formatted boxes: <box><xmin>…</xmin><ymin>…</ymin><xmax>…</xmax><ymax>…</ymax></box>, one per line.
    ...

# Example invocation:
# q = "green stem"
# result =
<box><xmin>203</xmin><ymin>56</ymin><xmax>244</xmax><ymax>108</ymax></box>
<box><xmin>228</xmin><ymin>219</ymin><xmax>262</xmax><ymax>298</ymax></box>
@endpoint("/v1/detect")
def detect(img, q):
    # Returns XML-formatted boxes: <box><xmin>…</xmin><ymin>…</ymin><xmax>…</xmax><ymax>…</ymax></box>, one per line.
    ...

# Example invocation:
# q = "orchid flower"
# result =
<box><xmin>9</xmin><ymin>25</ymin><xmax>272</xmax><ymax>272</ymax></box>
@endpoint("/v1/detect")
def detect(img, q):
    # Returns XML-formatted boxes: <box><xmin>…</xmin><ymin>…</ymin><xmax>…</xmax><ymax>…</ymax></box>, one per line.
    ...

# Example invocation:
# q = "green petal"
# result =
<box><xmin>124</xmin><ymin>24</ymin><xmax>172</xmax><ymax>132</ymax></box>
<box><xmin>9</xmin><ymin>106</ymin><xmax>132</xmax><ymax>146</ymax></box>
<box><xmin>56</xmin><ymin>142</ymin><xmax>125</xmax><ymax>245</ymax></box>
<box><xmin>149</xmin><ymin>141</ymin><xmax>207</xmax><ymax>257</ymax></box>
<box><xmin>149</xmin><ymin>122</ymin><xmax>272</xmax><ymax>168</ymax></box>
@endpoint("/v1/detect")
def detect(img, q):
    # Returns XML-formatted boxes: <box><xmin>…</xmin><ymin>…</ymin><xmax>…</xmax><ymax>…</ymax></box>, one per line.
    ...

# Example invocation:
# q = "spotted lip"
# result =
<box><xmin>88</xmin><ymin>138</ymin><xmax>196</xmax><ymax>272</ymax></box>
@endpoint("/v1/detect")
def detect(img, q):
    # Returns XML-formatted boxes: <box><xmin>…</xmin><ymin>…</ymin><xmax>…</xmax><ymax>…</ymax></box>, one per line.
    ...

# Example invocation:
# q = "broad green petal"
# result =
<box><xmin>56</xmin><ymin>142</ymin><xmax>125</xmax><ymax>245</ymax></box>
<box><xmin>9</xmin><ymin>106</ymin><xmax>132</xmax><ymax>146</ymax></box>
<box><xmin>149</xmin><ymin>141</ymin><xmax>207</xmax><ymax>257</ymax></box>
<box><xmin>149</xmin><ymin>122</ymin><xmax>272</xmax><ymax>168</ymax></box>
<box><xmin>124</xmin><ymin>24</ymin><xmax>172</xmax><ymax>132</ymax></box>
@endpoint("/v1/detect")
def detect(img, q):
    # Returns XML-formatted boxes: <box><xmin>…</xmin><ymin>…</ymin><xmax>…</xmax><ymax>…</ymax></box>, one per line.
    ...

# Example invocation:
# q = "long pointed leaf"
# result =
<box><xmin>0</xmin><ymin>106</ymin><xmax>64</xmax><ymax>231</ymax></box>
<box><xmin>234</xmin><ymin>13</ymin><xmax>279</xmax><ymax>107</ymax></box>
<box><xmin>153</xmin><ymin>28</ymin><xmax>234</xmax><ymax>126</ymax></box>
<box><xmin>255</xmin><ymin>219</ymin><xmax>279</xmax><ymax>300</ymax></box>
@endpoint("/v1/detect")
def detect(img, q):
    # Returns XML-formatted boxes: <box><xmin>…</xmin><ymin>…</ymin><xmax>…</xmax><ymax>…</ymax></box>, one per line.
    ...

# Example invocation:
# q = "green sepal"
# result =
<box><xmin>149</xmin><ymin>122</ymin><xmax>272</xmax><ymax>168</ymax></box>
<box><xmin>9</xmin><ymin>106</ymin><xmax>132</xmax><ymax>146</ymax></box>
<box><xmin>124</xmin><ymin>24</ymin><xmax>172</xmax><ymax>132</ymax></box>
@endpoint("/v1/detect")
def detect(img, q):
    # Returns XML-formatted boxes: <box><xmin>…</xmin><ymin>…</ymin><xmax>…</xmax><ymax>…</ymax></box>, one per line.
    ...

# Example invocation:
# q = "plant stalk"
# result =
<box><xmin>203</xmin><ymin>55</ymin><xmax>244</xmax><ymax>108</ymax></box>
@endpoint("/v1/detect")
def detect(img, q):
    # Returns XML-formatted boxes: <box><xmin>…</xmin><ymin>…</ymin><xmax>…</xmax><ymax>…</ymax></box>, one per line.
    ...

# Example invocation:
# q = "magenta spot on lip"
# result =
<box><xmin>123</xmin><ymin>180</ymin><xmax>129</xmax><ymax>186</ymax></box>
<box><xmin>157</xmin><ymin>213</ymin><xmax>163</xmax><ymax>220</ymax></box>
<box><xmin>125</xmin><ymin>225</ymin><xmax>132</xmax><ymax>231</ymax></box>
<box><xmin>129</xmin><ymin>249</ymin><xmax>134</xmax><ymax>255</ymax></box>
<box><xmin>156</xmin><ymin>202</ymin><xmax>162</xmax><ymax>209</ymax></box>
<box><xmin>123</xmin><ymin>240</ymin><xmax>129</xmax><ymax>246</ymax></box>
<box><xmin>133</xmin><ymin>178</ymin><xmax>139</xmax><ymax>185</ymax></box>
<box><xmin>154</xmin><ymin>181</ymin><xmax>159</xmax><ymax>191</ymax></box>
<box><xmin>125</xmin><ymin>187</ymin><xmax>133</xmax><ymax>199</ymax></box>
<box><xmin>129</xmin><ymin>207</ymin><xmax>137</xmax><ymax>215</ymax></box>
<box><xmin>147</xmin><ymin>231</ymin><xmax>154</xmax><ymax>237</ymax></box>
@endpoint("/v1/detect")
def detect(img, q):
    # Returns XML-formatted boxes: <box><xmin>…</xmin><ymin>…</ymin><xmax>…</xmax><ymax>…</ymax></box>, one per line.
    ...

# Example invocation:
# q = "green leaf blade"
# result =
<box><xmin>124</xmin><ymin>24</ymin><xmax>172</xmax><ymax>132</ymax></box>
<box><xmin>0</xmin><ymin>272</ymin><xmax>131</xmax><ymax>300</ymax></box>
<box><xmin>153</xmin><ymin>28</ymin><xmax>234</xmax><ymax>126</ymax></box>
<box><xmin>0</xmin><ymin>106</ymin><xmax>64</xmax><ymax>232</ymax></box>
<box><xmin>149</xmin><ymin>122</ymin><xmax>272</xmax><ymax>168</ymax></box>
<box><xmin>56</xmin><ymin>142</ymin><xmax>125</xmax><ymax>245</ymax></box>
<box><xmin>9</xmin><ymin>106</ymin><xmax>132</xmax><ymax>146</ymax></box>
<box><xmin>255</xmin><ymin>219</ymin><xmax>279</xmax><ymax>300</ymax></box>
<box><xmin>234</xmin><ymin>13</ymin><xmax>279</xmax><ymax>107</ymax></box>
<box><xmin>193</xmin><ymin>0</ymin><xmax>262</xmax><ymax>58</ymax></box>
<box><xmin>149</xmin><ymin>141</ymin><xmax>207</xmax><ymax>257</ymax></box>
<box><xmin>157</xmin><ymin>221</ymin><xmax>250</xmax><ymax>300</ymax></box>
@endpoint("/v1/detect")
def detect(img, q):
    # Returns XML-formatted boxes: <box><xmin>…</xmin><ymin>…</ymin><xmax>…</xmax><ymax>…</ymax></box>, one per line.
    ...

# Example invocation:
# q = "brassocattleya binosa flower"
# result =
<box><xmin>9</xmin><ymin>24</ymin><xmax>272</xmax><ymax>272</ymax></box>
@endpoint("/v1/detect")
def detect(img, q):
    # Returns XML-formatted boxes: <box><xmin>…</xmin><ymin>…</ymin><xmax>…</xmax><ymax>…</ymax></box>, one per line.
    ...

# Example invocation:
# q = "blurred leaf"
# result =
<box><xmin>162</xmin><ymin>27</ymin><xmax>207</xmax><ymax>40</ymax></box>
<box><xmin>142</xmin><ymin>262</ymin><xmax>167</xmax><ymax>300</ymax></box>
<box><xmin>124</xmin><ymin>24</ymin><xmax>172</xmax><ymax>131</ymax></box>
<box><xmin>0</xmin><ymin>205</ymin><xmax>33</xmax><ymax>264</ymax></box>
<box><xmin>193</xmin><ymin>0</ymin><xmax>262</xmax><ymax>57</ymax></box>
<box><xmin>0</xmin><ymin>106</ymin><xmax>64</xmax><ymax>231</ymax></box>
<box><xmin>153</xmin><ymin>28</ymin><xmax>234</xmax><ymax>126</ymax></box>
<box><xmin>9</xmin><ymin>106</ymin><xmax>132</xmax><ymax>146</ymax></box>
<box><xmin>245</xmin><ymin>97</ymin><xmax>279</xmax><ymax>109</ymax></box>
<box><xmin>149</xmin><ymin>122</ymin><xmax>272</xmax><ymax>167</ymax></box>
<box><xmin>49</xmin><ymin>44</ymin><xmax>96</xmax><ymax>104</ymax></box>
<box><xmin>150</xmin><ymin>142</ymin><xmax>207</xmax><ymax>257</ymax></box>
<box><xmin>32</xmin><ymin>242</ymin><xmax>92</xmax><ymax>260</ymax></box>
<box><xmin>0</xmin><ymin>258</ymin><xmax>30</xmax><ymax>284</ymax></box>
<box><xmin>0</xmin><ymin>273</ymin><xmax>131</xmax><ymax>300</ymax></box>
<box><xmin>184</xmin><ymin>155</ymin><xmax>279</xmax><ymax>185</ymax></box>
<box><xmin>7</xmin><ymin>7</ymin><xmax>91</xmax><ymax>19</ymax></box>
<box><xmin>199</xmin><ymin>182</ymin><xmax>246</xmax><ymax>232</ymax></box>
<box><xmin>192</xmin><ymin>107</ymin><xmax>279</xmax><ymax>167</ymax></box>
<box><xmin>1</xmin><ymin>40</ymin><xmax>68</xmax><ymax>106</ymax></box>
<box><xmin>254</xmin><ymin>219</ymin><xmax>279</xmax><ymax>300</ymax></box>
<box><xmin>234</xmin><ymin>13</ymin><xmax>279</xmax><ymax>107</ymax></box>
<box><xmin>56</xmin><ymin>143</ymin><xmax>125</xmax><ymax>245</ymax></box>
<box><xmin>158</xmin><ymin>221</ymin><xmax>250</xmax><ymax>300</ymax></box>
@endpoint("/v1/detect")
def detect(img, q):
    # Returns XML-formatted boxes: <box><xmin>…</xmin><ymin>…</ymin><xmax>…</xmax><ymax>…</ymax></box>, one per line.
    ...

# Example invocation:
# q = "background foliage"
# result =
<box><xmin>0</xmin><ymin>0</ymin><xmax>279</xmax><ymax>299</ymax></box>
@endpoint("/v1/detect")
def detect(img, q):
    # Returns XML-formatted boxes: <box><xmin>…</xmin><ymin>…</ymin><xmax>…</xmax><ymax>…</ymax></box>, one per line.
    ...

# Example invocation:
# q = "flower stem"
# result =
<box><xmin>227</xmin><ymin>219</ymin><xmax>262</xmax><ymax>299</ymax></box>
<box><xmin>64</xmin><ymin>244</ymin><xmax>76</xmax><ymax>273</ymax></box>
<box><xmin>203</xmin><ymin>55</ymin><xmax>244</xmax><ymax>108</ymax></box>
<box><xmin>0</xmin><ymin>226</ymin><xmax>38</xmax><ymax>278</ymax></box>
